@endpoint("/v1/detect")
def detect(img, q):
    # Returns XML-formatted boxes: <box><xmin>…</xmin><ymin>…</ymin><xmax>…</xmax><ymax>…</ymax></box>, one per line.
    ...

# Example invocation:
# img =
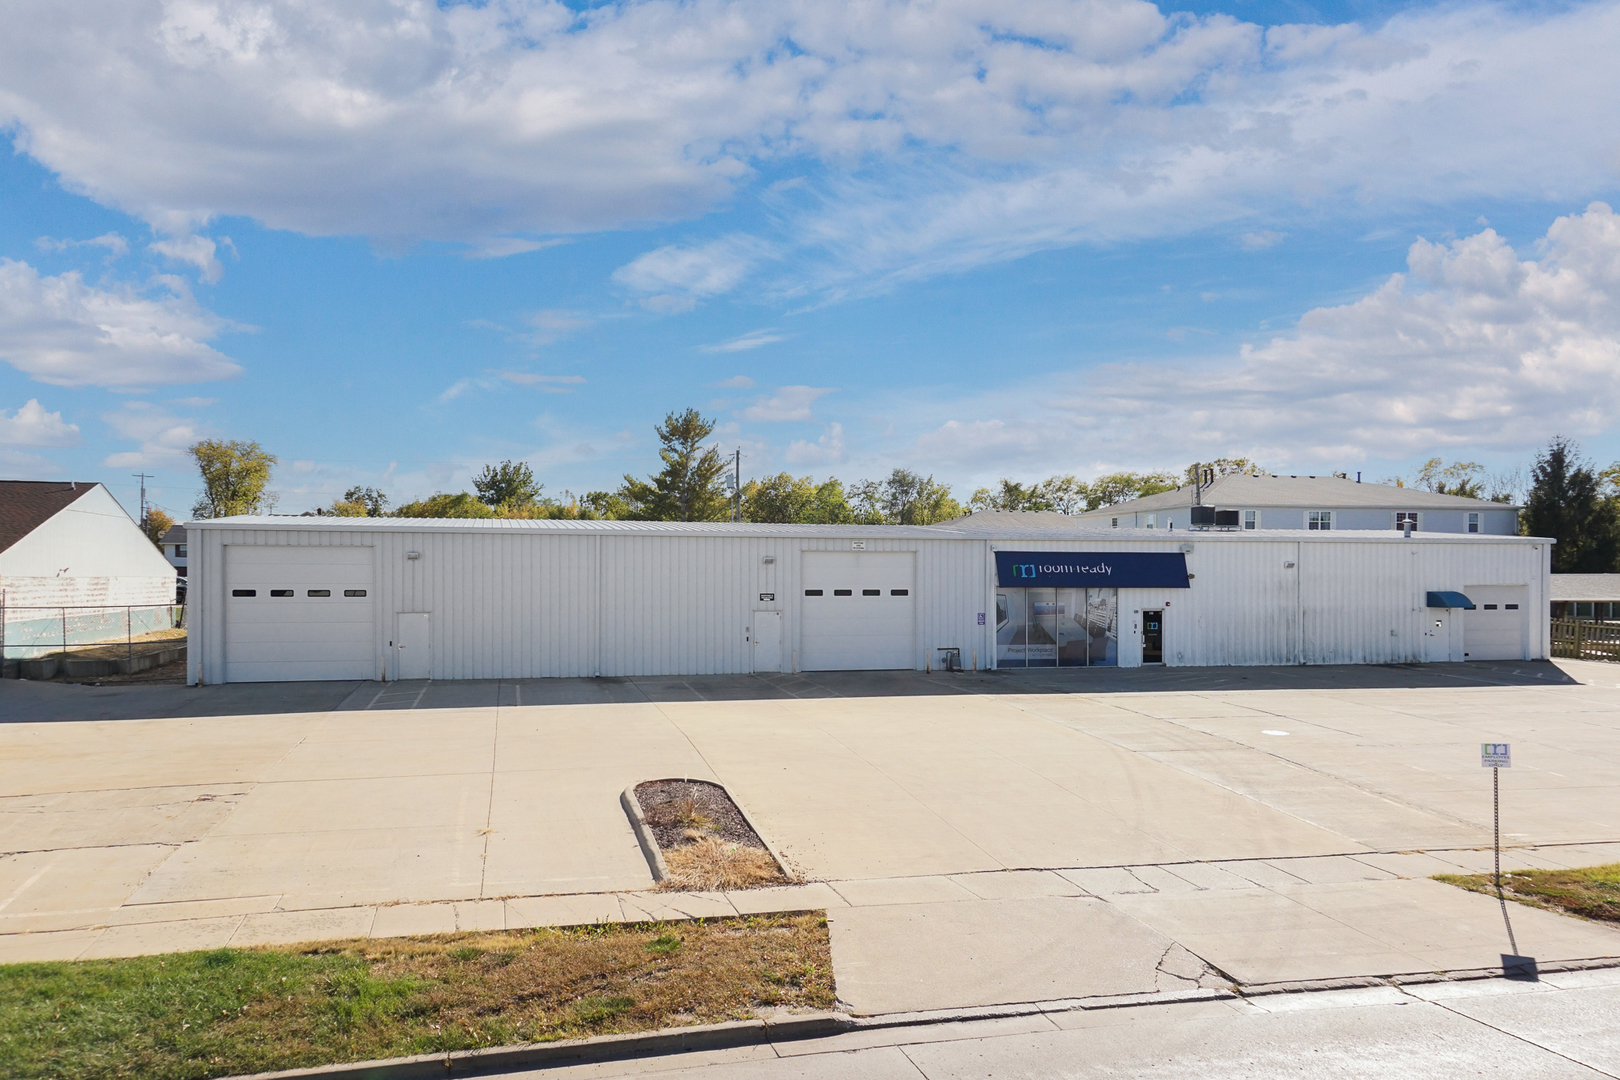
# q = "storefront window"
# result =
<box><xmin>996</xmin><ymin>588</ymin><xmax>1118</xmax><ymax>667</ymax></box>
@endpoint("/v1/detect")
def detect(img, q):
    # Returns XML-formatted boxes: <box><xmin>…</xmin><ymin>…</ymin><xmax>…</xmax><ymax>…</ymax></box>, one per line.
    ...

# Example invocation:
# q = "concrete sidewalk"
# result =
<box><xmin>3</xmin><ymin>660</ymin><xmax>1619</xmax><ymax>1017</ymax></box>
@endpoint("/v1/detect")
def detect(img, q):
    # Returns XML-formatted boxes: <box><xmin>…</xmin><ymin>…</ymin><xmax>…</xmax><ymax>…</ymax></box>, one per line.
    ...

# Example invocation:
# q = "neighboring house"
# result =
<box><xmin>1550</xmin><ymin>575</ymin><xmax>1620</xmax><ymax>621</ymax></box>
<box><xmin>1062</xmin><ymin>473</ymin><xmax>1520</xmax><ymax>534</ymax></box>
<box><xmin>161</xmin><ymin>524</ymin><xmax>188</xmax><ymax>577</ymax></box>
<box><xmin>0</xmin><ymin>481</ymin><xmax>178</xmax><ymax>661</ymax></box>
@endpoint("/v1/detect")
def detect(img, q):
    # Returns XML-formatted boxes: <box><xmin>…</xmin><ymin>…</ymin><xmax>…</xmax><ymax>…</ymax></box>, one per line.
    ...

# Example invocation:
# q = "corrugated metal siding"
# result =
<box><xmin>189</xmin><ymin>525</ymin><xmax>1549</xmax><ymax>683</ymax></box>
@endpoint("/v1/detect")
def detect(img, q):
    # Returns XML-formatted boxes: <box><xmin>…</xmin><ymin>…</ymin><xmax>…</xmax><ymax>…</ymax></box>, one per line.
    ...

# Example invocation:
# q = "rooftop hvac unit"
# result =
<box><xmin>1190</xmin><ymin>505</ymin><xmax>1216</xmax><ymax>527</ymax></box>
<box><xmin>1214</xmin><ymin>509</ymin><xmax>1240</xmax><ymax>528</ymax></box>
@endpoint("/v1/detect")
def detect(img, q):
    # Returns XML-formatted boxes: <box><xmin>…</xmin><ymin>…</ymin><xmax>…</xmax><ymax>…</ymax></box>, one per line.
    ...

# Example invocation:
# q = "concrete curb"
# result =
<box><xmin>620</xmin><ymin>785</ymin><xmax>668</xmax><ymax>883</ymax></box>
<box><xmin>621</xmin><ymin>780</ymin><xmax>797</xmax><ymax>885</ymax></box>
<box><xmin>221</xmin><ymin>958</ymin><xmax>1620</xmax><ymax>1080</ymax></box>
<box><xmin>230</xmin><ymin>1015</ymin><xmax>853</xmax><ymax>1080</ymax></box>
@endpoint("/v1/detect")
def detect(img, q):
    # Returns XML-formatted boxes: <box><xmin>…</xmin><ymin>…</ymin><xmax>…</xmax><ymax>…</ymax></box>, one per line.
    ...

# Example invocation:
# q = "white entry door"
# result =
<box><xmin>225</xmin><ymin>546</ymin><xmax>374</xmax><ymax>682</ymax></box>
<box><xmin>395</xmin><ymin>613</ymin><xmax>432</xmax><ymax>679</ymax></box>
<box><xmin>752</xmin><ymin>610</ymin><xmax>782</xmax><ymax>673</ymax></box>
<box><xmin>800</xmin><ymin>551</ymin><xmax>916</xmax><ymax>670</ymax></box>
<box><xmin>1464</xmin><ymin>585</ymin><xmax>1529</xmax><ymax>661</ymax></box>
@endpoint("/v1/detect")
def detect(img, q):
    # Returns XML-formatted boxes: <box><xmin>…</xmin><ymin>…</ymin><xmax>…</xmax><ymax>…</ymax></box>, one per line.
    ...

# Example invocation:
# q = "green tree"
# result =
<box><xmin>1184</xmin><ymin>458</ymin><xmax>1262</xmax><ymax>483</ymax></box>
<box><xmin>1085</xmin><ymin>471</ymin><xmax>1178</xmax><ymax>510</ymax></box>
<box><xmin>852</xmin><ymin>469</ymin><xmax>961</xmax><ymax>524</ymax></box>
<box><xmin>142</xmin><ymin>507</ymin><xmax>175</xmax><ymax>547</ymax></box>
<box><xmin>743</xmin><ymin>473</ymin><xmax>818</xmax><ymax>523</ymax></box>
<box><xmin>618</xmin><ymin>409</ymin><xmax>730</xmax><ymax>521</ymax></box>
<box><xmin>189</xmin><ymin>439</ymin><xmax>278</xmax><ymax>518</ymax></box>
<box><xmin>581</xmin><ymin>491</ymin><xmax>631</xmax><ymax>519</ymax></box>
<box><xmin>473</xmin><ymin>460</ymin><xmax>541</xmax><ymax>509</ymax></box>
<box><xmin>330</xmin><ymin>486</ymin><xmax>389</xmax><ymax>517</ymax></box>
<box><xmin>393</xmin><ymin>492</ymin><xmax>496</xmax><ymax>518</ymax></box>
<box><xmin>1415</xmin><ymin>458</ymin><xmax>1485</xmax><ymax>498</ymax></box>
<box><xmin>969</xmin><ymin>475</ymin><xmax>1089</xmax><ymax>514</ymax></box>
<box><xmin>808</xmin><ymin>478</ymin><xmax>856</xmax><ymax>524</ymax></box>
<box><xmin>1523</xmin><ymin>438</ymin><xmax>1619</xmax><ymax>572</ymax></box>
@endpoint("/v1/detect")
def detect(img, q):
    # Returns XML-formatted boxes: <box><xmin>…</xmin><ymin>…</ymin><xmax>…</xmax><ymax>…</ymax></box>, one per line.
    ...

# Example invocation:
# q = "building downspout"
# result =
<box><xmin>594</xmin><ymin>533</ymin><xmax>603</xmax><ymax>678</ymax></box>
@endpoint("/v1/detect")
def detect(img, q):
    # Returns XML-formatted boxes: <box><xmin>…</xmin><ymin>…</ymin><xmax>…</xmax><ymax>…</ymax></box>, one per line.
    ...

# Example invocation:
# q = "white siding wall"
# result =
<box><xmin>189</xmin><ymin>522</ymin><xmax>1548</xmax><ymax>683</ymax></box>
<box><xmin>1</xmin><ymin>485</ymin><xmax>175</xmax><ymax>612</ymax></box>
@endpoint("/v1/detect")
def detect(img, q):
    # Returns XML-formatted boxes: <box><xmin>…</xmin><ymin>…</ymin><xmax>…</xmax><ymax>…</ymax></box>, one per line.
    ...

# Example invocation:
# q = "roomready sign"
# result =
<box><xmin>994</xmin><ymin>551</ymin><xmax>1190</xmax><ymax>589</ymax></box>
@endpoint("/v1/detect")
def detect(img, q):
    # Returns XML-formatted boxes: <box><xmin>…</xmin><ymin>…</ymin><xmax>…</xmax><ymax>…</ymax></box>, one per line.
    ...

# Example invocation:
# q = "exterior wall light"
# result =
<box><xmin>406</xmin><ymin>551</ymin><xmax>421</xmax><ymax>561</ymax></box>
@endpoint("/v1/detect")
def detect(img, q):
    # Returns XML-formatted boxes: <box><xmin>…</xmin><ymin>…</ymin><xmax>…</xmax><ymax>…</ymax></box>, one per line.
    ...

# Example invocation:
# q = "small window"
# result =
<box><xmin>270</xmin><ymin>589</ymin><xmax>294</xmax><ymax>597</ymax></box>
<box><xmin>344</xmin><ymin>589</ymin><xmax>367</xmax><ymax>597</ymax></box>
<box><xmin>1244</xmin><ymin>510</ymin><xmax>1257</xmax><ymax>530</ymax></box>
<box><xmin>1110</xmin><ymin>517</ymin><xmax>1119</xmax><ymax>528</ymax></box>
<box><xmin>308</xmin><ymin>589</ymin><xmax>331</xmax><ymax>597</ymax></box>
<box><xmin>1468</xmin><ymin>512</ymin><xmax>1480</xmax><ymax>533</ymax></box>
<box><xmin>231</xmin><ymin>589</ymin><xmax>256</xmax><ymax>597</ymax></box>
<box><xmin>1484</xmin><ymin>604</ymin><xmax>1498</xmax><ymax>610</ymax></box>
<box><xmin>804</xmin><ymin>589</ymin><xmax>823</xmax><ymax>596</ymax></box>
<box><xmin>1395</xmin><ymin>512</ymin><xmax>1418</xmax><ymax>531</ymax></box>
<box><xmin>1145</xmin><ymin>514</ymin><xmax>1156</xmax><ymax>529</ymax></box>
<box><xmin>176</xmin><ymin>544</ymin><xmax>187</xmax><ymax>558</ymax></box>
<box><xmin>863</xmin><ymin>588</ymin><xmax>881</xmax><ymax>596</ymax></box>
<box><xmin>1308</xmin><ymin>510</ymin><xmax>1333</xmax><ymax>530</ymax></box>
<box><xmin>1505</xmin><ymin>603</ymin><xmax>1519</xmax><ymax>610</ymax></box>
<box><xmin>891</xmin><ymin>589</ymin><xmax>908</xmax><ymax>596</ymax></box>
<box><xmin>834</xmin><ymin>589</ymin><xmax>852</xmax><ymax>596</ymax></box>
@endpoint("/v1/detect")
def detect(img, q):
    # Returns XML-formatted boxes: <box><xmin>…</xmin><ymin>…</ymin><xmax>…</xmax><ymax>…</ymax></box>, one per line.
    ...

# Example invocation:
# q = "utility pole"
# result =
<box><xmin>732</xmin><ymin>449</ymin><xmax>743</xmax><ymax>523</ymax></box>
<box><xmin>133</xmin><ymin>473</ymin><xmax>153</xmax><ymax>529</ymax></box>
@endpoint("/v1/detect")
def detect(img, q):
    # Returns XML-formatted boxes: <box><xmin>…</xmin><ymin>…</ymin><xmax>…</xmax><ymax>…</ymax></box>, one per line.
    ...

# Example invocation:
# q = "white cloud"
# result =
<box><xmin>464</xmin><ymin>237</ymin><xmax>570</xmax><ymax>259</ymax></box>
<box><xmin>100</xmin><ymin>401</ymin><xmax>209</xmax><ymax>468</ymax></box>
<box><xmin>785</xmin><ymin>421</ymin><xmax>847</xmax><ymax>466</ymax></box>
<box><xmin>35</xmin><ymin>232</ymin><xmax>129</xmax><ymax>259</ymax></box>
<box><xmin>709</xmin><ymin>375</ymin><xmax>756</xmax><ymax>388</ymax></box>
<box><xmin>613</xmin><ymin>235</ymin><xmax>772</xmax><ymax>309</ymax></box>
<box><xmin>0</xmin><ymin>448</ymin><xmax>64</xmax><ymax>478</ymax></box>
<box><xmin>1</xmin><ymin>2</ymin><xmax>1617</xmax><ymax>296</ymax></box>
<box><xmin>0</xmin><ymin>260</ymin><xmax>243</xmax><ymax>388</ymax></box>
<box><xmin>700</xmin><ymin>329</ymin><xmax>786</xmax><ymax>353</ymax></box>
<box><xmin>438</xmin><ymin>371</ymin><xmax>586</xmax><ymax>402</ymax></box>
<box><xmin>0</xmin><ymin>398</ymin><xmax>80</xmax><ymax>447</ymax></box>
<box><xmin>1240</xmin><ymin>231</ymin><xmax>1287</xmax><ymax>251</ymax></box>
<box><xmin>907</xmin><ymin>204</ymin><xmax>1620</xmax><ymax>476</ymax></box>
<box><xmin>150</xmin><ymin>235</ymin><xmax>225</xmax><ymax>283</ymax></box>
<box><xmin>740</xmin><ymin>385</ymin><xmax>834</xmax><ymax>422</ymax></box>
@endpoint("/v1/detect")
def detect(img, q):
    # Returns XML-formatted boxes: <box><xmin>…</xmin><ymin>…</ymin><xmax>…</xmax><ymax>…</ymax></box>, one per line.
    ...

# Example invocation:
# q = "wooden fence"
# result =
<box><xmin>1551</xmin><ymin>619</ymin><xmax>1620</xmax><ymax>662</ymax></box>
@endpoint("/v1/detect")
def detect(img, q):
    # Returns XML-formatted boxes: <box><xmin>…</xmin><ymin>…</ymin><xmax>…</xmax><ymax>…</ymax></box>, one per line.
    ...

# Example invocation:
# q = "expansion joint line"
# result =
<box><xmin>1411</xmin><ymin>989</ymin><xmax>1620</xmax><ymax>1080</ymax></box>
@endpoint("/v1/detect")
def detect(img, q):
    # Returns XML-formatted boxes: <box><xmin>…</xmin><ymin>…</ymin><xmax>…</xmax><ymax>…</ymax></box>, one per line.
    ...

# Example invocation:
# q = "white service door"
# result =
<box><xmin>395</xmin><ymin>612</ymin><xmax>432</xmax><ymax>679</ymax></box>
<box><xmin>752</xmin><ymin>610</ymin><xmax>782</xmax><ymax>673</ymax></box>
<box><xmin>1464</xmin><ymin>585</ymin><xmax>1529</xmax><ymax>661</ymax></box>
<box><xmin>800</xmin><ymin>551</ymin><xmax>916</xmax><ymax>670</ymax></box>
<box><xmin>225</xmin><ymin>546</ymin><xmax>374</xmax><ymax>682</ymax></box>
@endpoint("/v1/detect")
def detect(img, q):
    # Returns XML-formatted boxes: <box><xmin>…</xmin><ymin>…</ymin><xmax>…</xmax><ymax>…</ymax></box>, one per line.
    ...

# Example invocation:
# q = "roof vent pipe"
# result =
<box><xmin>1403</xmin><ymin>521</ymin><xmax>1413</xmax><ymax>539</ymax></box>
<box><xmin>1357</xmin><ymin>472</ymin><xmax>1361</xmax><ymax>483</ymax></box>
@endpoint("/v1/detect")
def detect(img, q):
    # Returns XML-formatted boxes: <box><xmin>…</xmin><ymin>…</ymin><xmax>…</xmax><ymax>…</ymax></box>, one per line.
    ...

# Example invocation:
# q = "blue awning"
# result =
<box><xmin>1426</xmin><ymin>591</ymin><xmax>1476</xmax><ymax>609</ymax></box>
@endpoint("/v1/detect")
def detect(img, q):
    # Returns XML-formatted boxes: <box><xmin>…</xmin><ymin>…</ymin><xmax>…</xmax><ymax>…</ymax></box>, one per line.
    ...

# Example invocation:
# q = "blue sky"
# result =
<box><xmin>2</xmin><ymin>0</ymin><xmax>1619</xmax><ymax>519</ymax></box>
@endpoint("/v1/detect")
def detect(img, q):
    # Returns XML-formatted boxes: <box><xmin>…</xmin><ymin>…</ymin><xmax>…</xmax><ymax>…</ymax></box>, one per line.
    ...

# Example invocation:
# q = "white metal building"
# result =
<box><xmin>185</xmin><ymin>516</ymin><xmax>1551</xmax><ymax>684</ymax></box>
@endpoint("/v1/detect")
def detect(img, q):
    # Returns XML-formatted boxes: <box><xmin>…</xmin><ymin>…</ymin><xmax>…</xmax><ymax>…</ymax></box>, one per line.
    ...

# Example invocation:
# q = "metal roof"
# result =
<box><xmin>1071</xmin><ymin>473</ymin><xmax>1521</xmax><ymax>515</ymax></box>
<box><xmin>1550</xmin><ymin>574</ymin><xmax>1620</xmax><ymax>601</ymax></box>
<box><xmin>187</xmin><ymin>515</ymin><xmax>1548</xmax><ymax>544</ymax></box>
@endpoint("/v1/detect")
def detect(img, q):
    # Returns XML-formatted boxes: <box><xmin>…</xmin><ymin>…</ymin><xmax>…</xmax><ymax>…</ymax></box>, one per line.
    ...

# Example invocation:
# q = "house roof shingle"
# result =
<box><xmin>1550</xmin><ymin>575</ymin><xmax>1620</xmax><ymax>602</ymax></box>
<box><xmin>0</xmin><ymin>480</ymin><xmax>96</xmax><ymax>555</ymax></box>
<box><xmin>1078</xmin><ymin>473</ymin><xmax>1520</xmax><ymax>515</ymax></box>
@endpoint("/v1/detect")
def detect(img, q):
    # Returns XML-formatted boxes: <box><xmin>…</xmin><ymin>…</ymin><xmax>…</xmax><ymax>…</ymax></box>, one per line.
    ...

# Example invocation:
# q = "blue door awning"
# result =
<box><xmin>1426</xmin><ymin>591</ymin><xmax>1476</xmax><ymax>609</ymax></box>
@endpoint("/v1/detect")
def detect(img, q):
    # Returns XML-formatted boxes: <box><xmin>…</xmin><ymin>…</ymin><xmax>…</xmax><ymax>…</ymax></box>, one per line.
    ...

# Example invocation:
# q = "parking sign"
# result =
<box><xmin>1481</xmin><ymin>743</ymin><xmax>1511</xmax><ymax>768</ymax></box>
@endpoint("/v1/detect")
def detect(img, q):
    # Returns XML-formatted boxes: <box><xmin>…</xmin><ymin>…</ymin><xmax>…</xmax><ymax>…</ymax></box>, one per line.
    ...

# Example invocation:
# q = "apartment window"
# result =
<box><xmin>175</xmin><ymin>544</ymin><xmax>187</xmax><ymax>558</ymax></box>
<box><xmin>1307</xmin><ymin>510</ymin><xmax>1333</xmax><ymax>530</ymax></box>
<box><xmin>1396</xmin><ymin>512</ymin><xmax>1418</xmax><ymax>531</ymax></box>
<box><xmin>1468</xmin><ymin>512</ymin><xmax>1480</xmax><ymax>533</ymax></box>
<box><xmin>1110</xmin><ymin>517</ymin><xmax>1119</xmax><ymax>529</ymax></box>
<box><xmin>1243</xmin><ymin>510</ymin><xmax>1257</xmax><ymax>530</ymax></box>
<box><xmin>1145</xmin><ymin>514</ymin><xmax>1157</xmax><ymax>529</ymax></box>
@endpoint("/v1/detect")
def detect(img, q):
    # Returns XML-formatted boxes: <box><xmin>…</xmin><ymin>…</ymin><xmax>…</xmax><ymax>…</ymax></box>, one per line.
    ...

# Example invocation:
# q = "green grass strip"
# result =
<box><xmin>0</xmin><ymin>912</ymin><xmax>833</xmax><ymax>1080</ymax></box>
<box><xmin>1433</xmin><ymin>862</ymin><xmax>1620</xmax><ymax>923</ymax></box>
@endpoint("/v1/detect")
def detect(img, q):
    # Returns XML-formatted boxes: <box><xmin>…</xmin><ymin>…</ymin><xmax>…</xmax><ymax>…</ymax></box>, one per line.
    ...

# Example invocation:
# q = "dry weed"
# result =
<box><xmin>644</xmin><ymin>796</ymin><xmax>713</xmax><ymax>831</ymax></box>
<box><xmin>660</xmin><ymin>837</ymin><xmax>785</xmax><ymax>891</ymax></box>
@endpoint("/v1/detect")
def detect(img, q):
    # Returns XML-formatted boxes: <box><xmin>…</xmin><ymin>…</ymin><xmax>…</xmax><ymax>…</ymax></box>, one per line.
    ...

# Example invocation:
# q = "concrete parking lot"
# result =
<box><xmin>3</xmin><ymin>660</ymin><xmax>1618</xmax><ymax>1015</ymax></box>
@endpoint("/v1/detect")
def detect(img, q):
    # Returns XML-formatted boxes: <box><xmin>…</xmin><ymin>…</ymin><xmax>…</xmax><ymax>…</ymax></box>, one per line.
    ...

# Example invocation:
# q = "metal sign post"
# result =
<box><xmin>1481</xmin><ymin>743</ymin><xmax>1534</xmax><ymax>978</ymax></box>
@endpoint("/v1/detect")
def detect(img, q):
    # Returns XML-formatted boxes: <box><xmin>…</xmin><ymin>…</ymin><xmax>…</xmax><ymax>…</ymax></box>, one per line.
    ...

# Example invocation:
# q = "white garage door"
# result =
<box><xmin>226</xmin><ymin>546</ymin><xmax>375</xmax><ymax>682</ymax></box>
<box><xmin>1464</xmin><ymin>584</ymin><xmax>1528</xmax><ymax>661</ymax></box>
<box><xmin>801</xmin><ymin>551</ymin><xmax>915</xmax><ymax>670</ymax></box>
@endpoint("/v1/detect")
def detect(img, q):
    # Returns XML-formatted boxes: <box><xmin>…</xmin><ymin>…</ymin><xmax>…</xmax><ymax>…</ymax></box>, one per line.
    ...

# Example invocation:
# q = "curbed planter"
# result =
<box><xmin>623</xmin><ymin>779</ymin><xmax>796</xmax><ymax>886</ymax></box>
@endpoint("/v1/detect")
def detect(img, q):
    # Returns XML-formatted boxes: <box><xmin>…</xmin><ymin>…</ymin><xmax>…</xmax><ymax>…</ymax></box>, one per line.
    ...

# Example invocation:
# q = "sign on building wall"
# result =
<box><xmin>993</xmin><ymin>551</ymin><xmax>1190</xmax><ymax>589</ymax></box>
